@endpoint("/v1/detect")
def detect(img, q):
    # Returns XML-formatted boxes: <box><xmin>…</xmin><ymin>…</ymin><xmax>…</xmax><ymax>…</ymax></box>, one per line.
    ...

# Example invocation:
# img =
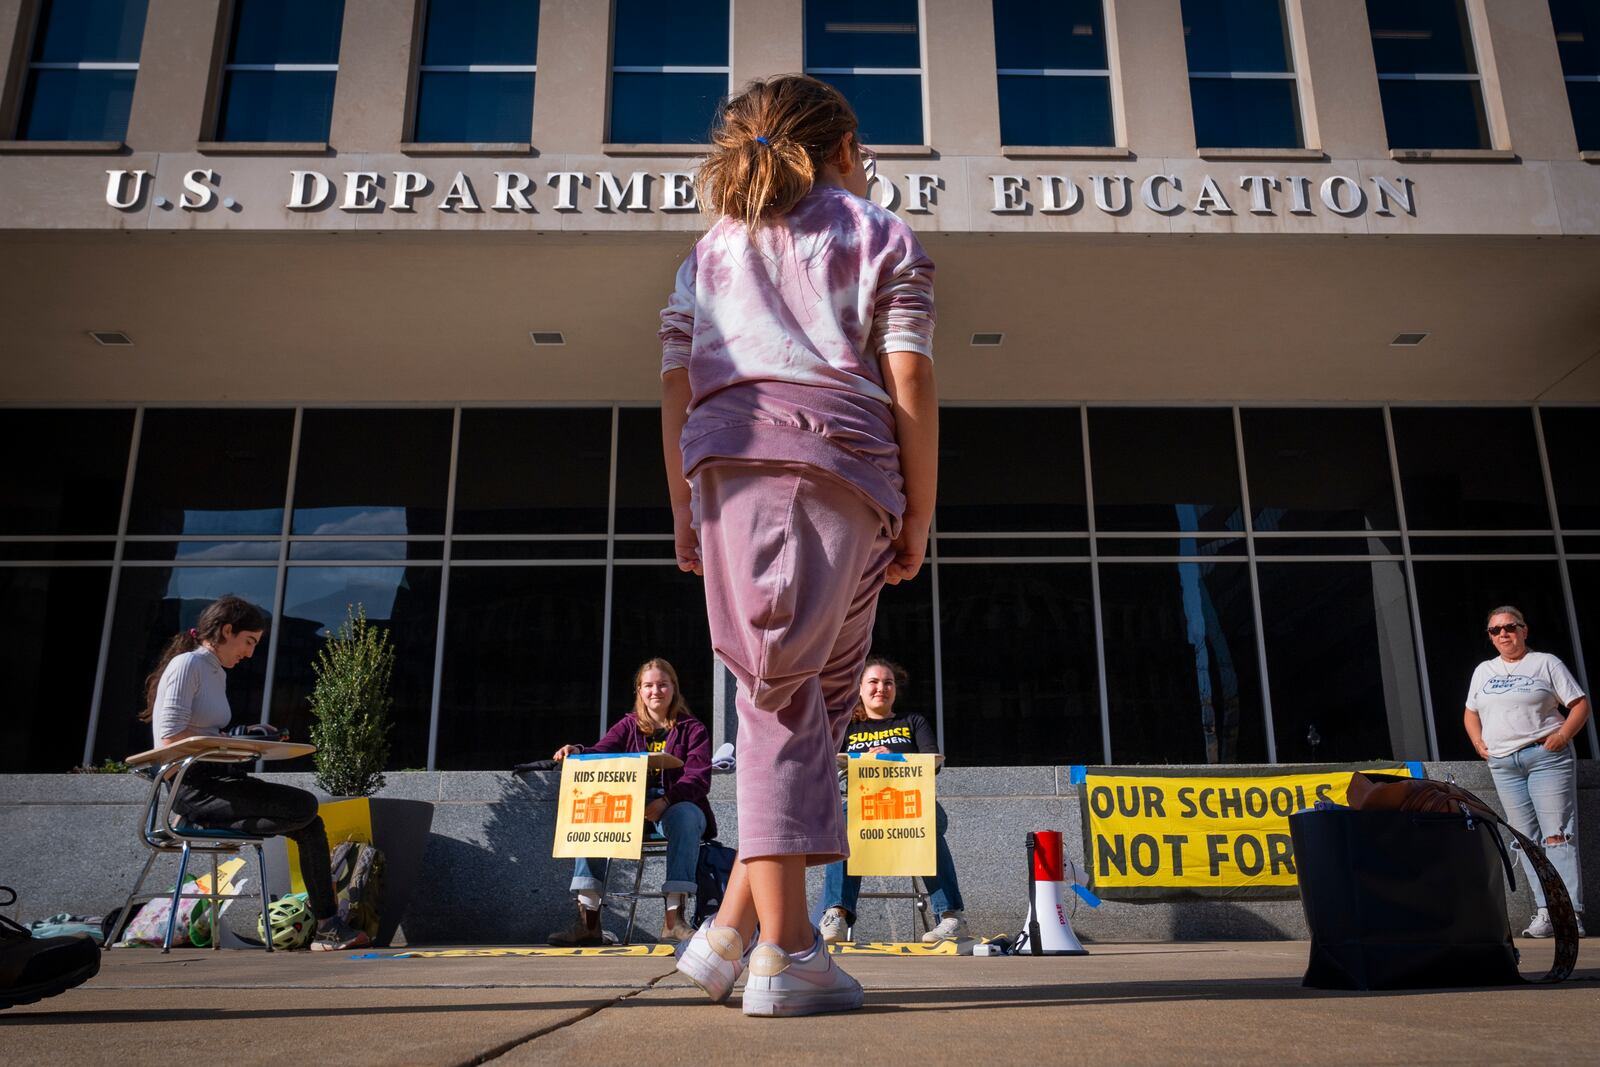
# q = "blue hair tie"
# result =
<box><xmin>754</xmin><ymin>135</ymin><xmax>770</xmax><ymax>145</ymax></box>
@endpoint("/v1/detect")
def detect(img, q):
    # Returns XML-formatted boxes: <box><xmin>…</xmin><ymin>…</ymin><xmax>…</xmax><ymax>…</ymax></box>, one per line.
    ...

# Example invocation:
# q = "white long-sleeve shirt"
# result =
<box><xmin>151</xmin><ymin>647</ymin><xmax>231</xmax><ymax>744</ymax></box>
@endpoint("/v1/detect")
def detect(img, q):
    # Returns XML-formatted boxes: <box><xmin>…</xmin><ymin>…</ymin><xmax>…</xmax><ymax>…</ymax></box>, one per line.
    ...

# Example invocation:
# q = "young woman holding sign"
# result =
<box><xmin>818</xmin><ymin>656</ymin><xmax>966</xmax><ymax>943</ymax></box>
<box><xmin>547</xmin><ymin>658</ymin><xmax>715</xmax><ymax>946</ymax></box>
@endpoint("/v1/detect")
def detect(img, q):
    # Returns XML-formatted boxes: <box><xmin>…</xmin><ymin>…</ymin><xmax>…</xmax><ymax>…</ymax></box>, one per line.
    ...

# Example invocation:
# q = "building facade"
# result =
<box><xmin>2</xmin><ymin>0</ymin><xmax>1598</xmax><ymax>776</ymax></box>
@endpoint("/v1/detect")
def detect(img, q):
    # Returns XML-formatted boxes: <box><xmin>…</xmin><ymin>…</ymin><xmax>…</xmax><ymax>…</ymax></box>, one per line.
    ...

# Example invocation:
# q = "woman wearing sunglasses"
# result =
<box><xmin>1463</xmin><ymin>605</ymin><xmax>1591</xmax><ymax>938</ymax></box>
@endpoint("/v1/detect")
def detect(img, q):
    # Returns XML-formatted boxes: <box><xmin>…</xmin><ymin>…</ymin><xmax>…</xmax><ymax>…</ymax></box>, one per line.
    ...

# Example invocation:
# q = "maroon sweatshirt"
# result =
<box><xmin>581</xmin><ymin>711</ymin><xmax>717</xmax><ymax>840</ymax></box>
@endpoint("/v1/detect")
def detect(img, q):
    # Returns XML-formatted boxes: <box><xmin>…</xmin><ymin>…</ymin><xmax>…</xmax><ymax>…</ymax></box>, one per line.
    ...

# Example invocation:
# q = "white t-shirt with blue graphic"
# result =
<box><xmin>1465</xmin><ymin>651</ymin><xmax>1587</xmax><ymax>758</ymax></box>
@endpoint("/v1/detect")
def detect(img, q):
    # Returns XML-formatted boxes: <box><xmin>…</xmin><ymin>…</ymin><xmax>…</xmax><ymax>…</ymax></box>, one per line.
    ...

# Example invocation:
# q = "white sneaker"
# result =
<box><xmin>922</xmin><ymin>913</ymin><xmax>968</xmax><ymax>943</ymax></box>
<box><xmin>675</xmin><ymin>920</ymin><xmax>746</xmax><ymax>1003</ymax></box>
<box><xmin>1523</xmin><ymin>909</ymin><xmax>1553</xmax><ymax>938</ymax></box>
<box><xmin>741</xmin><ymin>932</ymin><xmax>864</xmax><ymax>1018</ymax></box>
<box><xmin>819</xmin><ymin>907</ymin><xmax>850</xmax><ymax>945</ymax></box>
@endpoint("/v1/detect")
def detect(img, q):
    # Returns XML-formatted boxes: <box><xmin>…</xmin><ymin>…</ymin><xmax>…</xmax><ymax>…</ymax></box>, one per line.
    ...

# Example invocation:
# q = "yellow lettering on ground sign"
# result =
<box><xmin>552</xmin><ymin>752</ymin><xmax>648</xmax><ymax>859</ymax></box>
<box><xmin>846</xmin><ymin>753</ymin><xmax>937</xmax><ymax>876</ymax></box>
<box><xmin>1075</xmin><ymin>762</ymin><xmax>1421</xmax><ymax>900</ymax></box>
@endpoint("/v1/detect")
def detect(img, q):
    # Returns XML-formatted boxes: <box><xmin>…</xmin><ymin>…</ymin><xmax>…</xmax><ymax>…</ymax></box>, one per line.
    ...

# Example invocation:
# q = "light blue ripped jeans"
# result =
<box><xmin>1488</xmin><ymin>742</ymin><xmax>1583</xmax><ymax>914</ymax></box>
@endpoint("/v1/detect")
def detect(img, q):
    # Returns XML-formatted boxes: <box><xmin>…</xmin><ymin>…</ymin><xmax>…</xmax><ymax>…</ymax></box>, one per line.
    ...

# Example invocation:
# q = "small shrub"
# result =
<box><xmin>308</xmin><ymin>605</ymin><xmax>393</xmax><ymax>797</ymax></box>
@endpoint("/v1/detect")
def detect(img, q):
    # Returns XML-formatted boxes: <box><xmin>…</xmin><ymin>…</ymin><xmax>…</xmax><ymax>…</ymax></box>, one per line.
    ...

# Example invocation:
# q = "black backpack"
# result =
<box><xmin>692</xmin><ymin>841</ymin><xmax>737</xmax><ymax>927</ymax></box>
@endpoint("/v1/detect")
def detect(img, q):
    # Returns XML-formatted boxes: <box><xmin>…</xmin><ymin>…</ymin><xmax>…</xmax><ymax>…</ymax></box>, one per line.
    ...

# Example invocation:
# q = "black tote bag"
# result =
<box><xmin>1289</xmin><ymin>807</ymin><xmax>1520</xmax><ymax>990</ymax></box>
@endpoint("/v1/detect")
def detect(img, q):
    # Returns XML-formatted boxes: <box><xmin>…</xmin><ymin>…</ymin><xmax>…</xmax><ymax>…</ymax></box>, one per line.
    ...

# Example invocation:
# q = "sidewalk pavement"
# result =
<box><xmin>2</xmin><ymin>940</ymin><xmax>1596</xmax><ymax>1066</ymax></box>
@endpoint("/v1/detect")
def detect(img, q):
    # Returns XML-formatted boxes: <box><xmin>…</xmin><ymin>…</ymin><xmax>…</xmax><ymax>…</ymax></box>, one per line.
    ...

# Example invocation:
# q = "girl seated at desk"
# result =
<box><xmin>142</xmin><ymin>594</ymin><xmax>368</xmax><ymax>951</ymax></box>
<box><xmin>547</xmin><ymin>658</ymin><xmax>715</xmax><ymax>946</ymax></box>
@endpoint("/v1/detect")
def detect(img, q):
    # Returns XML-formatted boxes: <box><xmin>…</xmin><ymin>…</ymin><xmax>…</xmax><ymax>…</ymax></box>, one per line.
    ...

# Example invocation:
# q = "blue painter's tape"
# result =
<box><xmin>1406</xmin><ymin>761</ymin><xmax>1425</xmax><ymax>779</ymax></box>
<box><xmin>567</xmin><ymin>751</ymin><xmax>643</xmax><ymax>761</ymax></box>
<box><xmin>849</xmin><ymin>751</ymin><xmax>908</xmax><ymax>762</ymax></box>
<box><xmin>1070</xmin><ymin>883</ymin><xmax>1102</xmax><ymax>908</ymax></box>
<box><xmin>1068</xmin><ymin>765</ymin><xmax>1088</xmax><ymax>786</ymax></box>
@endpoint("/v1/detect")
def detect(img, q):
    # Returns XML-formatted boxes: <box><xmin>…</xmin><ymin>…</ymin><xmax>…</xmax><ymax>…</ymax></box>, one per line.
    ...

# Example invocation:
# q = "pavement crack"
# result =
<box><xmin>455</xmin><ymin>969</ymin><xmax>675</xmax><ymax>1066</ymax></box>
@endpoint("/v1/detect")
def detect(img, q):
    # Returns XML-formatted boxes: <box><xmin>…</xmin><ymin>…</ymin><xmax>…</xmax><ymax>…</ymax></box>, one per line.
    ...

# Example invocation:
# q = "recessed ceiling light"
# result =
<box><xmin>1390</xmin><ymin>332</ymin><xmax>1429</xmax><ymax>346</ymax></box>
<box><xmin>529</xmin><ymin>331</ymin><xmax>566</xmax><ymax>346</ymax></box>
<box><xmin>971</xmin><ymin>332</ymin><xmax>1004</xmax><ymax>346</ymax></box>
<box><xmin>89</xmin><ymin>330</ymin><xmax>133</xmax><ymax>346</ymax></box>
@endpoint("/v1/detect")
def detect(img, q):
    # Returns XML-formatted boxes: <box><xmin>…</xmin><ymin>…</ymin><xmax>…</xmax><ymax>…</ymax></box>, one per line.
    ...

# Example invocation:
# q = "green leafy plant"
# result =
<box><xmin>73</xmin><ymin>758</ymin><xmax>130</xmax><ymax>774</ymax></box>
<box><xmin>308</xmin><ymin>605</ymin><xmax>394</xmax><ymax>797</ymax></box>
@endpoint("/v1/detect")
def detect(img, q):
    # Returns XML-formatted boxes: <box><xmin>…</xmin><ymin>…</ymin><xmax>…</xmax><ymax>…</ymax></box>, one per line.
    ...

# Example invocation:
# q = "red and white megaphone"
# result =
<box><xmin>1020</xmin><ymin>830</ymin><xmax>1089</xmax><ymax>956</ymax></box>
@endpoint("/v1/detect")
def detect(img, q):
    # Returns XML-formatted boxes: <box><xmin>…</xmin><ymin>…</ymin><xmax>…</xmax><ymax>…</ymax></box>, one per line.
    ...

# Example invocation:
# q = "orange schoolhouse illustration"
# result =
<box><xmin>572</xmin><ymin>791</ymin><xmax>633</xmax><ymax>825</ymax></box>
<box><xmin>860</xmin><ymin>785</ymin><xmax>922</xmax><ymax>821</ymax></box>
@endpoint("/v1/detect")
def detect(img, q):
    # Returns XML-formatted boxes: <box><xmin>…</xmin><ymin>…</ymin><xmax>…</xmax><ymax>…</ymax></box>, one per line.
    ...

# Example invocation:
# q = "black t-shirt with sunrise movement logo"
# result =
<box><xmin>838</xmin><ymin>712</ymin><xmax>939</xmax><ymax>792</ymax></box>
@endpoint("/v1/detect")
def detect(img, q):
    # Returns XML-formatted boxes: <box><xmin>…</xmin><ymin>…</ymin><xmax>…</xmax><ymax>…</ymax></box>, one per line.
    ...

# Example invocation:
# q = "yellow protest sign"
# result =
<box><xmin>846</xmin><ymin>753</ymin><xmax>937</xmax><ymax>876</ymax></box>
<box><xmin>288</xmin><ymin>796</ymin><xmax>372</xmax><ymax>896</ymax></box>
<box><xmin>1074</xmin><ymin>762</ymin><xmax>1423</xmax><ymax>900</ymax></box>
<box><xmin>552</xmin><ymin>752</ymin><xmax>649</xmax><ymax>859</ymax></box>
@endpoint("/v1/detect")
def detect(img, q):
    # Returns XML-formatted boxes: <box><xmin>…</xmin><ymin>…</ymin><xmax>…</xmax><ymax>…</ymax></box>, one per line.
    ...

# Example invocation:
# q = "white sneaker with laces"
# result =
<box><xmin>1522</xmin><ymin>908</ymin><xmax>1553</xmax><ymax>938</ymax></box>
<box><xmin>741</xmin><ymin>932</ymin><xmax>864</xmax><ymax>1018</ymax></box>
<box><xmin>922</xmin><ymin>913</ymin><xmax>968</xmax><ymax>943</ymax></box>
<box><xmin>819</xmin><ymin>907</ymin><xmax>850</xmax><ymax>945</ymax></box>
<box><xmin>676</xmin><ymin>919</ymin><xmax>746</xmax><ymax>1003</ymax></box>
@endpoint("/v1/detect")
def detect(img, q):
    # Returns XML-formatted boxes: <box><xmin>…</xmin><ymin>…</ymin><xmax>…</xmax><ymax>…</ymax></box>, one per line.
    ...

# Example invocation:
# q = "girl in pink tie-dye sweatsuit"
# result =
<box><xmin>662</xmin><ymin>75</ymin><xmax>937</xmax><ymax>1017</ymax></box>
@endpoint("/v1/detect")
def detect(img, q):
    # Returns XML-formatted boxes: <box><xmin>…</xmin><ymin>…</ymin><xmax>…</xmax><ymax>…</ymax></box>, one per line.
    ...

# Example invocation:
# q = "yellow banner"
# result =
<box><xmin>846</xmin><ymin>753</ymin><xmax>937</xmax><ymax>876</ymax></box>
<box><xmin>1077</xmin><ymin>763</ymin><xmax>1421</xmax><ymax>899</ymax></box>
<box><xmin>552</xmin><ymin>753</ymin><xmax>649</xmax><ymax>859</ymax></box>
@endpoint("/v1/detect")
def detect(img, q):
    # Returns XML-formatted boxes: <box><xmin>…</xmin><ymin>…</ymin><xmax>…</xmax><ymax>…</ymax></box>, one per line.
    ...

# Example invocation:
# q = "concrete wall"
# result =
<box><xmin>4</xmin><ymin>762</ymin><xmax>1596</xmax><ymax>945</ymax></box>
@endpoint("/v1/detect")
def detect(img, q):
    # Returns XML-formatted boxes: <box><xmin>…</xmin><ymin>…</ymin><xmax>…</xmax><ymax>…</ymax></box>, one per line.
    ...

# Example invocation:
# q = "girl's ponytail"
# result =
<box><xmin>697</xmin><ymin>75</ymin><xmax>859</xmax><ymax>230</ymax></box>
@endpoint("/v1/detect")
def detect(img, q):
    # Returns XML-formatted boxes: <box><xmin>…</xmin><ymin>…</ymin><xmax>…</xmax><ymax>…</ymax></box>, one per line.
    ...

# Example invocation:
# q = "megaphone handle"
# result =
<box><xmin>1026</xmin><ymin>833</ymin><xmax>1042</xmax><ymax>957</ymax></box>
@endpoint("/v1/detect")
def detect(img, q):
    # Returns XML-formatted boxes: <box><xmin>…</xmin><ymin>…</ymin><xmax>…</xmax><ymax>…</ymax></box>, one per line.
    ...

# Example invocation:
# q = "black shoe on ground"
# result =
<box><xmin>1</xmin><ymin>886</ymin><xmax>101</xmax><ymax>1010</ymax></box>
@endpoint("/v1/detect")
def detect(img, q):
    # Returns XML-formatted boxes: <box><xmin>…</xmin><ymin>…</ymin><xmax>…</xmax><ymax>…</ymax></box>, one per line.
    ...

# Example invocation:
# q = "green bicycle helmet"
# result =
<box><xmin>258</xmin><ymin>895</ymin><xmax>315</xmax><ymax>950</ymax></box>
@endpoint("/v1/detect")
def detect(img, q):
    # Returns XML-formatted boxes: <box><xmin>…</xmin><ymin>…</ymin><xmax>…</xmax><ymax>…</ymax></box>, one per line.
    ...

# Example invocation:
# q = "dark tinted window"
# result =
<box><xmin>454</xmin><ymin>409</ymin><xmax>611</xmax><ymax>535</ymax></box>
<box><xmin>806</xmin><ymin>0</ymin><xmax>921</xmax><ymax>67</ymax></box>
<box><xmin>1099</xmin><ymin>562</ymin><xmax>1265</xmax><ymax>764</ymax></box>
<box><xmin>95</xmin><ymin>566</ymin><xmax>277</xmax><ymax>762</ymax></box>
<box><xmin>1390</xmin><ymin>408</ymin><xmax>1549</xmax><ymax>530</ymax></box>
<box><xmin>216</xmin><ymin>0</ymin><xmax>343</xmax><ymax>142</ymax></box>
<box><xmin>436</xmin><ymin>565</ymin><xmax>605</xmax><ymax>768</ymax></box>
<box><xmin>807</xmin><ymin>0</ymin><xmax>923</xmax><ymax>145</ymax></box>
<box><xmin>611</xmin><ymin>0</ymin><xmax>726</xmax><ymax>143</ymax></box>
<box><xmin>0</xmin><ymin>410</ymin><xmax>132</xmax><ymax>535</ymax></box>
<box><xmin>128</xmin><ymin>409</ymin><xmax>293</xmax><ymax>536</ymax></box>
<box><xmin>938</xmin><ymin>563</ymin><xmax>1100</xmax><ymax>765</ymax></box>
<box><xmin>18</xmin><ymin>0</ymin><xmax>147</xmax><ymax>140</ymax></box>
<box><xmin>939</xmin><ymin>408</ymin><xmax>1087</xmax><ymax>532</ymax></box>
<box><xmin>415</xmin><ymin>0</ymin><xmax>539</xmax><ymax>142</ymax></box>
<box><xmin>615</xmin><ymin>408</ymin><xmax>673</xmax><ymax>535</ymax></box>
<box><xmin>1241</xmin><ymin>408</ymin><xmax>1398</xmax><ymax>532</ymax></box>
<box><xmin>871</xmin><ymin>573</ymin><xmax>938</xmax><ymax>740</ymax></box>
<box><xmin>1259</xmin><ymin>561</ymin><xmax>1428</xmax><ymax>762</ymax></box>
<box><xmin>291</xmin><ymin>410</ymin><xmax>452</xmax><ymax>537</ymax></box>
<box><xmin>993</xmin><ymin>0</ymin><xmax>1113</xmax><ymax>147</ymax></box>
<box><xmin>269</xmin><ymin>565</ymin><xmax>440</xmax><ymax>771</ymax></box>
<box><xmin>1553</xmin><ymin>0</ymin><xmax>1600</xmax><ymax>146</ymax></box>
<box><xmin>1411</xmin><ymin>559</ymin><xmax>1588</xmax><ymax>760</ymax></box>
<box><xmin>1368</xmin><ymin>0</ymin><xmax>1489</xmax><ymax>149</ymax></box>
<box><xmin>1</xmin><ymin>567</ymin><xmax>111</xmax><ymax>771</ymax></box>
<box><xmin>1090</xmin><ymin>408</ymin><xmax>1243</xmax><ymax>532</ymax></box>
<box><xmin>1567</xmin><ymin>561</ymin><xmax>1600</xmax><ymax>735</ymax></box>
<box><xmin>1540</xmin><ymin>407</ymin><xmax>1600</xmax><ymax>529</ymax></box>
<box><xmin>607</xmin><ymin>565</ymin><xmax>714</xmax><ymax>727</ymax></box>
<box><xmin>1183</xmin><ymin>0</ymin><xmax>1301</xmax><ymax>149</ymax></box>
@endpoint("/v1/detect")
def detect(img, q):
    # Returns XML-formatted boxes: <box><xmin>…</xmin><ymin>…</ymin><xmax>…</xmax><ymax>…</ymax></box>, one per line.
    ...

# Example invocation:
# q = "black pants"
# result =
<box><xmin>173</xmin><ymin>770</ymin><xmax>335</xmax><ymax>920</ymax></box>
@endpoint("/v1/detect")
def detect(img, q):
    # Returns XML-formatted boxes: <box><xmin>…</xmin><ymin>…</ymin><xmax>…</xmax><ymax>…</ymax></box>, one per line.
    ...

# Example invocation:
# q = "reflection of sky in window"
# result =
<box><xmin>163</xmin><ymin>566</ymin><xmax>277</xmax><ymax>619</ymax></box>
<box><xmin>291</xmin><ymin>507</ymin><xmax>410</xmax><ymax>537</ymax></box>
<box><xmin>178</xmin><ymin>507</ymin><xmax>283</xmax><ymax>536</ymax></box>
<box><xmin>283</xmin><ymin>567</ymin><xmax>410</xmax><ymax>635</ymax></box>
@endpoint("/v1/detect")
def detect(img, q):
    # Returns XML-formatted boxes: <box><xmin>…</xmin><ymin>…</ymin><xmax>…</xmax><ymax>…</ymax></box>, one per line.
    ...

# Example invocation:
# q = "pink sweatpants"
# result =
<box><xmin>696</xmin><ymin>463</ymin><xmax>895</xmax><ymax>864</ymax></box>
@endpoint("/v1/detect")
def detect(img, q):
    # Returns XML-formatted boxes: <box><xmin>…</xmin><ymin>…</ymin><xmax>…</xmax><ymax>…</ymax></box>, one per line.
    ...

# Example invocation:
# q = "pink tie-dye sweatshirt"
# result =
<box><xmin>659</xmin><ymin>183</ymin><xmax>936</xmax><ymax>527</ymax></box>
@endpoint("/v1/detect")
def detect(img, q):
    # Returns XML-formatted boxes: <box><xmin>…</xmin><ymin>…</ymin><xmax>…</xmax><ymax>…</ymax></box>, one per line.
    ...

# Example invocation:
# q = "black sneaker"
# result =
<box><xmin>1</xmin><ymin>886</ymin><xmax>101</xmax><ymax>1010</ymax></box>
